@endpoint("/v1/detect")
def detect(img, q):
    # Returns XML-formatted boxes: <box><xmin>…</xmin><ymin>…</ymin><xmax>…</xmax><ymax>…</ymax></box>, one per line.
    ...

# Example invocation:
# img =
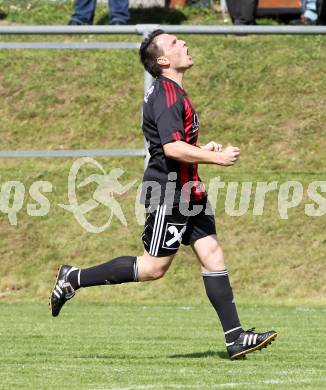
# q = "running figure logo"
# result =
<box><xmin>58</xmin><ymin>157</ymin><xmax>136</xmax><ymax>233</ymax></box>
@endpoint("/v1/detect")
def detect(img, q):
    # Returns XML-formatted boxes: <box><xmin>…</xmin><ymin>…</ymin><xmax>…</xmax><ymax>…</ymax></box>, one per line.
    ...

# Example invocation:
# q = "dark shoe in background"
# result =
<box><xmin>290</xmin><ymin>16</ymin><xmax>316</xmax><ymax>25</ymax></box>
<box><xmin>68</xmin><ymin>19</ymin><xmax>85</xmax><ymax>25</ymax></box>
<box><xmin>110</xmin><ymin>21</ymin><xmax>127</xmax><ymax>25</ymax></box>
<box><xmin>0</xmin><ymin>9</ymin><xmax>7</xmax><ymax>20</ymax></box>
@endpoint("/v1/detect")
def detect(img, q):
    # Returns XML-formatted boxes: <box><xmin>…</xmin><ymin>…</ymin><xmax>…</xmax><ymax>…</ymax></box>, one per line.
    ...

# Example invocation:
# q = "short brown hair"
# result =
<box><xmin>139</xmin><ymin>29</ymin><xmax>165</xmax><ymax>78</ymax></box>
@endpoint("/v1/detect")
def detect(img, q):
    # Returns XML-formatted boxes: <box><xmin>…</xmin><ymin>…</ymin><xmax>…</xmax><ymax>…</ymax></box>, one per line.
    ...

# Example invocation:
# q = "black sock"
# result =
<box><xmin>202</xmin><ymin>270</ymin><xmax>243</xmax><ymax>343</ymax></box>
<box><xmin>68</xmin><ymin>256</ymin><xmax>138</xmax><ymax>289</ymax></box>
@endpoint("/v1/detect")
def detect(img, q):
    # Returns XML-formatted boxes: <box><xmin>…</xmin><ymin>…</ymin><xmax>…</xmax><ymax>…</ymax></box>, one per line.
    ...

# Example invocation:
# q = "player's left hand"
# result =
<box><xmin>201</xmin><ymin>141</ymin><xmax>223</xmax><ymax>152</ymax></box>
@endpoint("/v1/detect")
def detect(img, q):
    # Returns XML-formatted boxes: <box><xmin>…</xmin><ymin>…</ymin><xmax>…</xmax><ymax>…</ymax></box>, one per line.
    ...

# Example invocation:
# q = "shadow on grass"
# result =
<box><xmin>97</xmin><ymin>7</ymin><xmax>188</xmax><ymax>25</ymax></box>
<box><xmin>169</xmin><ymin>350</ymin><xmax>230</xmax><ymax>360</ymax></box>
<box><xmin>76</xmin><ymin>351</ymin><xmax>231</xmax><ymax>361</ymax></box>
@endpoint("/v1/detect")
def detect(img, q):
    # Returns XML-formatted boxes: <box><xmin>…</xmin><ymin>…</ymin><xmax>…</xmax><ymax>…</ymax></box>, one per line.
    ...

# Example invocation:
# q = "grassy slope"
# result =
<box><xmin>1</xmin><ymin>302</ymin><xmax>326</xmax><ymax>390</ymax></box>
<box><xmin>0</xmin><ymin>2</ymin><xmax>325</xmax><ymax>304</ymax></box>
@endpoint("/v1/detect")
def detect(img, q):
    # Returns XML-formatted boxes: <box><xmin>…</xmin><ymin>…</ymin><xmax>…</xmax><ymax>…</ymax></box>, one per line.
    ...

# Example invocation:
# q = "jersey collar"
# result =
<box><xmin>158</xmin><ymin>75</ymin><xmax>186</xmax><ymax>95</ymax></box>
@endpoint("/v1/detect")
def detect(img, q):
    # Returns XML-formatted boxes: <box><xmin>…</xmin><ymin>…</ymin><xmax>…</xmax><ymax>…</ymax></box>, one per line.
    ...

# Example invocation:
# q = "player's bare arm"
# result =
<box><xmin>163</xmin><ymin>140</ymin><xmax>240</xmax><ymax>166</ymax></box>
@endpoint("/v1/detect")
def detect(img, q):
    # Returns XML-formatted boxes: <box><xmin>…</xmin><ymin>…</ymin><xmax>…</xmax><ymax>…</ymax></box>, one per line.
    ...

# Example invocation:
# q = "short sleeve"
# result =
<box><xmin>153</xmin><ymin>86</ymin><xmax>185</xmax><ymax>145</ymax></box>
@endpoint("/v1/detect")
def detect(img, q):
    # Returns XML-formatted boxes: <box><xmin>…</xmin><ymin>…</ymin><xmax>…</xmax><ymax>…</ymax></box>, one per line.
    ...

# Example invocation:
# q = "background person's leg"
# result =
<box><xmin>239</xmin><ymin>0</ymin><xmax>258</xmax><ymax>25</ymax></box>
<box><xmin>225</xmin><ymin>0</ymin><xmax>241</xmax><ymax>24</ymax></box>
<box><xmin>108</xmin><ymin>0</ymin><xmax>129</xmax><ymax>25</ymax></box>
<box><xmin>69</xmin><ymin>0</ymin><xmax>97</xmax><ymax>25</ymax></box>
<box><xmin>303</xmin><ymin>0</ymin><xmax>318</xmax><ymax>23</ymax></box>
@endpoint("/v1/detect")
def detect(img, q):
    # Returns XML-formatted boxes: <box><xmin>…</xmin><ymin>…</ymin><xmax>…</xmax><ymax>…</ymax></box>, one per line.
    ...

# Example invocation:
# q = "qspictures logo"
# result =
<box><xmin>0</xmin><ymin>158</ymin><xmax>325</xmax><ymax>233</ymax></box>
<box><xmin>58</xmin><ymin>158</ymin><xmax>136</xmax><ymax>233</ymax></box>
<box><xmin>0</xmin><ymin>157</ymin><xmax>137</xmax><ymax>233</ymax></box>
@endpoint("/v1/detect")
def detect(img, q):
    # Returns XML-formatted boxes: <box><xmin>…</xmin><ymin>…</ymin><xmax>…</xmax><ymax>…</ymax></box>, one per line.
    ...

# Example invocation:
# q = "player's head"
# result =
<box><xmin>139</xmin><ymin>29</ymin><xmax>193</xmax><ymax>78</ymax></box>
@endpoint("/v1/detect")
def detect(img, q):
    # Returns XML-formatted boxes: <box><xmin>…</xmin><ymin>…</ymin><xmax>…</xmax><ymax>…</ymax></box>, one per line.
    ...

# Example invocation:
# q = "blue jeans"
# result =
<box><xmin>303</xmin><ymin>0</ymin><xmax>318</xmax><ymax>21</ymax></box>
<box><xmin>70</xmin><ymin>0</ymin><xmax>129</xmax><ymax>25</ymax></box>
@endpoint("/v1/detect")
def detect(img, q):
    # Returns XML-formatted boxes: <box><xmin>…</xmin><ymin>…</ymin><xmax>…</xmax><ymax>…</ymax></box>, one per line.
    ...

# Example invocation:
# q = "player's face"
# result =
<box><xmin>155</xmin><ymin>33</ymin><xmax>193</xmax><ymax>72</ymax></box>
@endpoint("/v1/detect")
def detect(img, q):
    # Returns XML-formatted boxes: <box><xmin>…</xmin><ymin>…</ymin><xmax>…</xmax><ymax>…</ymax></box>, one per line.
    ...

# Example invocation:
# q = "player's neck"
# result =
<box><xmin>161</xmin><ymin>71</ymin><xmax>184</xmax><ymax>89</ymax></box>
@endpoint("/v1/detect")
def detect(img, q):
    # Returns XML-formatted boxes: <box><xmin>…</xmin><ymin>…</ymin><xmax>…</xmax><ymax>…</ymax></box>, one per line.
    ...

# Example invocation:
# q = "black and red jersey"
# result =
<box><xmin>141</xmin><ymin>75</ymin><xmax>206</xmax><ymax>207</ymax></box>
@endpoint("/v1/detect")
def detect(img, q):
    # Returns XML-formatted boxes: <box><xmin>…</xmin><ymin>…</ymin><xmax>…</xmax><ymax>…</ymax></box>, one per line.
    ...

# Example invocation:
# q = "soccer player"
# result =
<box><xmin>50</xmin><ymin>30</ymin><xmax>277</xmax><ymax>360</ymax></box>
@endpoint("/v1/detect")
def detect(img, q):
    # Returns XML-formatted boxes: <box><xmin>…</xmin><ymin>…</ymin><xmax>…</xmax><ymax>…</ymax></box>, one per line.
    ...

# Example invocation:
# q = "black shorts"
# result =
<box><xmin>142</xmin><ymin>198</ymin><xmax>217</xmax><ymax>257</ymax></box>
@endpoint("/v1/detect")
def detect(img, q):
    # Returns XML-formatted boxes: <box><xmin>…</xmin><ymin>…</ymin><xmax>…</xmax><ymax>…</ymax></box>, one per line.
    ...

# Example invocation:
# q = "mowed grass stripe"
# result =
<box><xmin>0</xmin><ymin>303</ymin><xmax>325</xmax><ymax>389</ymax></box>
<box><xmin>90</xmin><ymin>379</ymin><xmax>326</xmax><ymax>389</ymax></box>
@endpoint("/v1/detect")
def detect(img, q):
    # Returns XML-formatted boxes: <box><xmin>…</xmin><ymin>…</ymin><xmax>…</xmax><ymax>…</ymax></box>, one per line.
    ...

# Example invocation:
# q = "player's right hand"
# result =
<box><xmin>215</xmin><ymin>146</ymin><xmax>240</xmax><ymax>166</ymax></box>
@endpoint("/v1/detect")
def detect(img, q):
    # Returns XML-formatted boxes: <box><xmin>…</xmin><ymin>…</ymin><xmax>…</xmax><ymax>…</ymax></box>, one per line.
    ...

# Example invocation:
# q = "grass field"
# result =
<box><xmin>1</xmin><ymin>302</ymin><xmax>326</xmax><ymax>390</ymax></box>
<box><xmin>0</xmin><ymin>11</ymin><xmax>325</xmax><ymax>303</ymax></box>
<box><xmin>0</xmin><ymin>4</ymin><xmax>326</xmax><ymax>389</ymax></box>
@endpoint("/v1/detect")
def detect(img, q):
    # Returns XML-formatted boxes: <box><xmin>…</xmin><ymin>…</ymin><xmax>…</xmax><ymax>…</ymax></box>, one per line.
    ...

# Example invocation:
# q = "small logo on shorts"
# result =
<box><xmin>162</xmin><ymin>223</ymin><xmax>187</xmax><ymax>249</ymax></box>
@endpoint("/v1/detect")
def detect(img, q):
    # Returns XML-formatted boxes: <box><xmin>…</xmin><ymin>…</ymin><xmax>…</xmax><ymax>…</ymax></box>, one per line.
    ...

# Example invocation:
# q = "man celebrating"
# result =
<box><xmin>50</xmin><ymin>30</ymin><xmax>277</xmax><ymax>360</ymax></box>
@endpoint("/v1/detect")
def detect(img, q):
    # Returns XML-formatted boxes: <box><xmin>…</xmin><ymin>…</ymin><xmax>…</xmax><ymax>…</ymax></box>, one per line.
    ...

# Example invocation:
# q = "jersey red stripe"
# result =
<box><xmin>179</xmin><ymin>162</ymin><xmax>189</xmax><ymax>201</ymax></box>
<box><xmin>193</xmin><ymin>163</ymin><xmax>204</xmax><ymax>201</ymax></box>
<box><xmin>183</xmin><ymin>97</ymin><xmax>203</xmax><ymax>201</ymax></box>
<box><xmin>169</xmin><ymin>82</ymin><xmax>177</xmax><ymax>105</ymax></box>
<box><xmin>162</xmin><ymin>80</ymin><xmax>171</xmax><ymax>107</ymax></box>
<box><xmin>183</xmin><ymin>97</ymin><xmax>193</xmax><ymax>140</ymax></box>
<box><xmin>166</xmin><ymin>82</ymin><xmax>174</xmax><ymax>106</ymax></box>
<box><xmin>181</xmin><ymin>97</ymin><xmax>193</xmax><ymax>201</ymax></box>
<box><xmin>172</xmin><ymin>131</ymin><xmax>182</xmax><ymax>141</ymax></box>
